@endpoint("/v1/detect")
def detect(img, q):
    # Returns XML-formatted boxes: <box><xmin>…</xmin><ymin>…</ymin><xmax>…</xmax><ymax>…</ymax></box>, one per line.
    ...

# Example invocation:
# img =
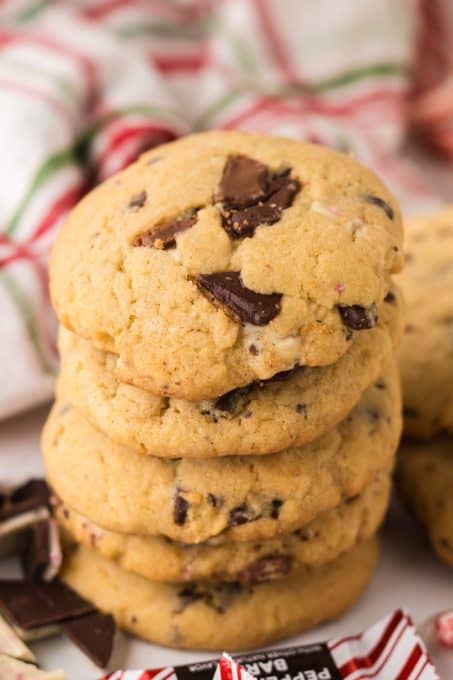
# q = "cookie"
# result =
<box><xmin>397</xmin><ymin>437</ymin><xmax>453</xmax><ymax>566</ymax></box>
<box><xmin>50</xmin><ymin>131</ymin><xmax>403</xmax><ymax>400</ymax></box>
<box><xmin>42</xmin><ymin>356</ymin><xmax>401</xmax><ymax>544</ymax></box>
<box><xmin>55</xmin><ymin>472</ymin><xmax>389</xmax><ymax>584</ymax></box>
<box><xmin>56</xmin><ymin>285</ymin><xmax>402</xmax><ymax>458</ymax></box>
<box><xmin>399</xmin><ymin>208</ymin><xmax>453</xmax><ymax>437</ymax></box>
<box><xmin>61</xmin><ymin>538</ymin><xmax>378</xmax><ymax>650</ymax></box>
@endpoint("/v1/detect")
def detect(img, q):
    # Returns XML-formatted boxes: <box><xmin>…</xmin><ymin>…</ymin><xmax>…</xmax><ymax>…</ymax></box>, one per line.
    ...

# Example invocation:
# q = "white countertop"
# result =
<box><xmin>0</xmin><ymin>404</ymin><xmax>451</xmax><ymax>679</ymax></box>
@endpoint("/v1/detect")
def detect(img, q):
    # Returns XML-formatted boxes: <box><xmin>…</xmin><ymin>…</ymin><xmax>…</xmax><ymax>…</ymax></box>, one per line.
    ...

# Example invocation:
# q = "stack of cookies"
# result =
<box><xmin>43</xmin><ymin>131</ymin><xmax>404</xmax><ymax>650</ymax></box>
<box><xmin>397</xmin><ymin>208</ymin><xmax>453</xmax><ymax>567</ymax></box>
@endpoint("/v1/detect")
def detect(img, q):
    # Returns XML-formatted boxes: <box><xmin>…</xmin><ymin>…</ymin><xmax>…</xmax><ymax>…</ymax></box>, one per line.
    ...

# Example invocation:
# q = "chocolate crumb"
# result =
<box><xmin>384</xmin><ymin>291</ymin><xmax>396</xmax><ymax>304</ymax></box>
<box><xmin>127</xmin><ymin>191</ymin><xmax>147</xmax><ymax>211</ymax></box>
<box><xmin>296</xmin><ymin>403</ymin><xmax>306</xmax><ymax>414</ymax></box>
<box><xmin>214</xmin><ymin>384</ymin><xmax>254</xmax><ymax>413</ymax></box>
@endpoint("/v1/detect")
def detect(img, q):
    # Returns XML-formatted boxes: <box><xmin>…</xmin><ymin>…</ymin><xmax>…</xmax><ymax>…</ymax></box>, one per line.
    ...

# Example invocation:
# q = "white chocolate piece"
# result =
<box><xmin>0</xmin><ymin>655</ymin><xmax>65</xmax><ymax>679</ymax></box>
<box><xmin>13</xmin><ymin>623</ymin><xmax>60</xmax><ymax>643</ymax></box>
<box><xmin>0</xmin><ymin>614</ymin><xmax>36</xmax><ymax>663</ymax></box>
<box><xmin>43</xmin><ymin>519</ymin><xmax>63</xmax><ymax>582</ymax></box>
<box><xmin>0</xmin><ymin>508</ymin><xmax>50</xmax><ymax>539</ymax></box>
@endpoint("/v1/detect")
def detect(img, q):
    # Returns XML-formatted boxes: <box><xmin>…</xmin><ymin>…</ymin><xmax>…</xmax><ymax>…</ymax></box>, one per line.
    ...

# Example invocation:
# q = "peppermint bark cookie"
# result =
<box><xmin>43</xmin><ymin>357</ymin><xmax>401</xmax><ymax>544</ymax></box>
<box><xmin>397</xmin><ymin>438</ymin><xmax>453</xmax><ymax>566</ymax></box>
<box><xmin>399</xmin><ymin>208</ymin><xmax>453</xmax><ymax>437</ymax></box>
<box><xmin>50</xmin><ymin>131</ymin><xmax>403</xmax><ymax>400</ymax></box>
<box><xmin>55</xmin><ymin>473</ymin><xmax>389</xmax><ymax>584</ymax></box>
<box><xmin>61</xmin><ymin>538</ymin><xmax>378</xmax><ymax>650</ymax></box>
<box><xmin>56</xmin><ymin>285</ymin><xmax>402</xmax><ymax>458</ymax></box>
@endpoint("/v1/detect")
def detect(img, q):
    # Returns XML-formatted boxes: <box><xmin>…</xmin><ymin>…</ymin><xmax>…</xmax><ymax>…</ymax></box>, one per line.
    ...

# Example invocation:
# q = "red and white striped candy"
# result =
<box><xmin>435</xmin><ymin>611</ymin><xmax>453</xmax><ymax>647</ymax></box>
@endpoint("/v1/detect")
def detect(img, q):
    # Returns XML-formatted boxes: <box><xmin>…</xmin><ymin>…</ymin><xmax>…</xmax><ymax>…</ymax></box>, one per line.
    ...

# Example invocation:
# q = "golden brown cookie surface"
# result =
<box><xmin>50</xmin><ymin>131</ymin><xmax>402</xmax><ymax>400</ymax></box>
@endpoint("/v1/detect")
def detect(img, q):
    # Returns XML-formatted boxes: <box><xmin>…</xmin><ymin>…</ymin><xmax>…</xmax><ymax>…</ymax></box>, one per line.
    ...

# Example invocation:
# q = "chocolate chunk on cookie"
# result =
<box><xmin>217</xmin><ymin>156</ymin><xmax>300</xmax><ymax>238</ymax></box>
<box><xmin>339</xmin><ymin>304</ymin><xmax>378</xmax><ymax>330</ymax></box>
<box><xmin>195</xmin><ymin>271</ymin><xmax>282</xmax><ymax>325</ymax></box>
<box><xmin>363</xmin><ymin>194</ymin><xmax>394</xmax><ymax>220</ymax></box>
<box><xmin>239</xmin><ymin>555</ymin><xmax>292</xmax><ymax>585</ymax></box>
<box><xmin>174</xmin><ymin>492</ymin><xmax>189</xmax><ymax>526</ymax></box>
<box><xmin>132</xmin><ymin>210</ymin><xmax>198</xmax><ymax>249</ymax></box>
<box><xmin>215</xmin><ymin>155</ymin><xmax>269</xmax><ymax>209</ymax></box>
<box><xmin>127</xmin><ymin>191</ymin><xmax>147</xmax><ymax>211</ymax></box>
<box><xmin>228</xmin><ymin>503</ymin><xmax>259</xmax><ymax>527</ymax></box>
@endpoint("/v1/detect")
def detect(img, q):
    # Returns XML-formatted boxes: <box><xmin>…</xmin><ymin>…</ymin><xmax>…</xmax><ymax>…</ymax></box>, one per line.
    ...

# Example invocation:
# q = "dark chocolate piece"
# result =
<box><xmin>207</xmin><ymin>494</ymin><xmax>223</xmax><ymax>509</ymax></box>
<box><xmin>363</xmin><ymin>194</ymin><xmax>394</xmax><ymax>220</ymax></box>
<box><xmin>132</xmin><ymin>211</ymin><xmax>197</xmax><ymax>249</ymax></box>
<box><xmin>262</xmin><ymin>364</ymin><xmax>302</xmax><ymax>384</ymax></box>
<box><xmin>127</xmin><ymin>190</ymin><xmax>147</xmax><ymax>211</ymax></box>
<box><xmin>221</xmin><ymin>172</ymin><xmax>300</xmax><ymax>239</ymax></box>
<box><xmin>384</xmin><ymin>290</ymin><xmax>396</xmax><ymax>304</ymax></box>
<box><xmin>62</xmin><ymin>612</ymin><xmax>115</xmax><ymax>668</ymax></box>
<box><xmin>228</xmin><ymin>503</ymin><xmax>259</xmax><ymax>527</ymax></box>
<box><xmin>10</xmin><ymin>480</ymin><xmax>50</xmax><ymax>506</ymax></box>
<box><xmin>175</xmin><ymin>585</ymin><xmax>205</xmax><ymax>612</ymax></box>
<box><xmin>0</xmin><ymin>579</ymin><xmax>94</xmax><ymax>629</ymax></box>
<box><xmin>195</xmin><ymin>271</ymin><xmax>282</xmax><ymax>326</ymax></box>
<box><xmin>215</xmin><ymin>155</ymin><xmax>269</xmax><ymax>209</ymax></box>
<box><xmin>270</xmin><ymin>499</ymin><xmax>283</xmax><ymax>519</ymax></box>
<box><xmin>239</xmin><ymin>555</ymin><xmax>292</xmax><ymax>585</ymax></box>
<box><xmin>0</xmin><ymin>479</ymin><xmax>50</xmax><ymax>522</ymax></box>
<box><xmin>173</xmin><ymin>492</ymin><xmax>189</xmax><ymax>526</ymax></box>
<box><xmin>213</xmin><ymin>364</ymin><xmax>301</xmax><ymax>414</ymax></box>
<box><xmin>175</xmin><ymin>583</ymin><xmax>242</xmax><ymax>615</ymax></box>
<box><xmin>338</xmin><ymin>303</ymin><xmax>378</xmax><ymax>330</ymax></box>
<box><xmin>21</xmin><ymin>520</ymin><xmax>51</xmax><ymax>581</ymax></box>
<box><xmin>296</xmin><ymin>402</ymin><xmax>306</xmax><ymax>414</ymax></box>
<box><xmin>213</xmin><ymin>384</ymin><xmax>254</xmax><ymax>413</ymax></box>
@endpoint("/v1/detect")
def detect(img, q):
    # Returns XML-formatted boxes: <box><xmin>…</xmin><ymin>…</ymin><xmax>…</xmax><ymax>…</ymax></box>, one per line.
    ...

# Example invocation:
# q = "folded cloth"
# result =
<box><xmin>0</xmin><ymin>0</ymin><xmax>445</xmax><ymax>420</ymax></box>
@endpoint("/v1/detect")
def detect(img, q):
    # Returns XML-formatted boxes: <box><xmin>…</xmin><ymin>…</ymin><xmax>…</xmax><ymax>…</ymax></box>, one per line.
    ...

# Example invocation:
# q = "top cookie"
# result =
<box><xmin>399</xmin><ymin>207</ymin><xmax>453</xmax><ymax>437</ymax></box>
<box><xmin>50</xmin><ymin>131</ymin><xmax>403</xmax><ymax>400</ymax></box>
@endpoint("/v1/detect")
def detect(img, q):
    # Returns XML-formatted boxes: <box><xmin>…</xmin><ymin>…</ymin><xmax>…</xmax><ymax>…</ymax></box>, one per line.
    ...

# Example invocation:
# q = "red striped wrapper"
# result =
<box><xmin>99</xmin><ymin>609</ymin><xmax>439</xmax><ymax>680</ymax></box>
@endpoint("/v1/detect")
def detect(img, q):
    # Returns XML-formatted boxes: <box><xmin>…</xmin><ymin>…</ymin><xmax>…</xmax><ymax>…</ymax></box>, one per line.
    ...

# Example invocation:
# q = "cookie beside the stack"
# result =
<box><xmin>43</xmin><ymin>131</ymin><xmax>404</xmax><ymax>650</ymax></box>
<box><xmin>397</xmin><ymin>207</ymin><xmax>453</xmax><ymax>567</ymax></box>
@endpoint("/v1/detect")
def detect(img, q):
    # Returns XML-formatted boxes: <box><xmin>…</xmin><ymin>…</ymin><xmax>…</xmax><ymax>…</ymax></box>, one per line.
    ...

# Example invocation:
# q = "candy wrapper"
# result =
<box><xmin>100</xmin><ymin>609</ymin><xmax>439</xmax><ymax>680</ymax></box>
